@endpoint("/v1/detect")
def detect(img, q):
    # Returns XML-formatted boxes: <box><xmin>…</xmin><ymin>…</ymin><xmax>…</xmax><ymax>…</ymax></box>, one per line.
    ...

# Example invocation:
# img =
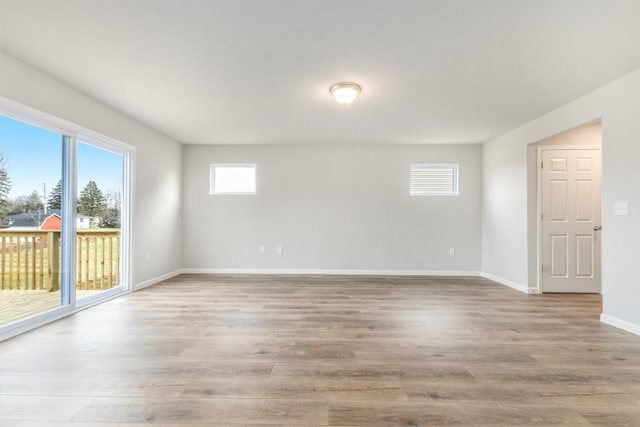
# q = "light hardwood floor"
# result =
<box><xmin>0</xmin><ymin>290</ymin><xmax>105</xmax><ymax>326</ymax></box>
<box><xmin>1</xmin><ymin>274</ymin><xmax>639</xmax><ymax>426</ymax></box>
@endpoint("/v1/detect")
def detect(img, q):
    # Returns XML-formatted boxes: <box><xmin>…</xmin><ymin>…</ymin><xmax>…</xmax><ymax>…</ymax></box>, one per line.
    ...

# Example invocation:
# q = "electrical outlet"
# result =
<box><xmin>449</xmin><ymin>248</ymin><xmax>455</xmax><ymax>256</ymax></box>
<box><xmin>144</xmin><ymin>251</ymin><xmax>150</xmax><ymax>262</ymax></box>
<box><xmin>259</xmin><ymin>245</ymin><xmax>265</xmax><ymax>254</ymax></box>
<box><xmin>277</xmin><ymin>246</ymin><xmax>284</xmax><ymax>255</ymax></box>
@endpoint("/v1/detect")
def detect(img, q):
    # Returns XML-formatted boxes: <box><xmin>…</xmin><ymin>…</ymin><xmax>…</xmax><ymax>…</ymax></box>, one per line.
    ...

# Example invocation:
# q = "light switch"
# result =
<box><xmin>614</xmin><ymin>202</ymin><xmax>629</xmax><ymax>216</ymax></box>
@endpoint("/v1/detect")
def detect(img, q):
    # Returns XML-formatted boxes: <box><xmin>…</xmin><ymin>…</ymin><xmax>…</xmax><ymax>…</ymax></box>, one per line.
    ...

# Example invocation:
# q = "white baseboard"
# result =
<box><xmin>480</xmin><ymin>272</ymin><xmax>531</xmax><ymax>294</ymax></box>
<box><xmin>181</xmin><ymin>268</ymin><xmax>482</xmax><ymax>277</ymax></box>
<box><xmin>600</xmin><ymin>314</ymin><xmax>640</xmax><ymax>336</ymax></box>
<box><xmin>133</xmin><ymin>269</ymin><xmax>183</xmax><ymax>291</ymax></box>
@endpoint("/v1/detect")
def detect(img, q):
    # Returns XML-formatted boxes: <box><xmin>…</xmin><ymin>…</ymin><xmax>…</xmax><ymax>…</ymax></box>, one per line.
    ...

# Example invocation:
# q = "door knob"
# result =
<box><xmin>593</xmin><ymin>225</ymin><xmax>602</xmax><ymax>231</ymax></box>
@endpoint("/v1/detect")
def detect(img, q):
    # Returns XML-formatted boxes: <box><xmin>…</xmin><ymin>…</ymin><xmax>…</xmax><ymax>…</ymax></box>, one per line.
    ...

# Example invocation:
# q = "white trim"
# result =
<box><xmin>76</xmin><ymin>285</ymin><xmax>126</xmax><ymax>308</ymax></box>
<box><xmin>133</xmin><ymin>269</ymin><xmax>183</xmax><ymax>291</ymax></box>
<box><xmin>600</xmin><ymin>314</ymin><xmax>640</xmax><ymax>336</ymax></box>
<box><xmin>181</xmin><ymin>268</ymin><xmax>481</xmax><ymax>277</ymax></box>
<box><xmin>128</xmin><ymin>149</ymin><xmax>137</xmax><ymax>294</ymax></box>
<box><xmin>536</xmin><ymin>145</ymin><xmax>542</xmax><ymax>293</ymax></box>
<box><xmin>0</xmin><ymin>96</ymin><xmax>134</xmax><ymax>150</ymax></box>
<box><xmin>480</xmin><ymin>272</ymin><xmax>531</xmax><ymax>294</ymax></box>
<box><xmin>61</xmin><ymin>135</ymin><xmax>77</xmax><ymax>307</ymax></box>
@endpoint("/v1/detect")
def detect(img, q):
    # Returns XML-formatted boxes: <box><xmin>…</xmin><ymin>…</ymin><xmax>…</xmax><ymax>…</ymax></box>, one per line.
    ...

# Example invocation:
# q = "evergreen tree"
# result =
<box><xmin>0</xmin><ymin>154</ymin><xmax>12</xmax><ymax>221</ymax></box>
<box><xmin>78</xmin><ymin>180</ymin><xmax>106</xmax><ymax>217</ymax></box>
<box><xmin>47</xmin><ymin>179</ymin><xmax>62</xmax><ymax>210</ymax></box>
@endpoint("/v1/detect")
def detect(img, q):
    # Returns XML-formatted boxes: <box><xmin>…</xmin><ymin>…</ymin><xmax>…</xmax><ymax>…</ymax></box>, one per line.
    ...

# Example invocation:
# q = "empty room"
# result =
<box><xmin>1</xmin><ymin>0</ymin><xmax>640</xmax><ymax>425</ymax></box>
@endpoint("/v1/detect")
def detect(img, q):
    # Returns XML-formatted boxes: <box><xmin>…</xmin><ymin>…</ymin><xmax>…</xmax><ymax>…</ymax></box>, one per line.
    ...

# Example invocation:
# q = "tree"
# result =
<box><xmin>9</xmin><ymin>190</ymin><xmax>44</xmax><ymax>214</ymax></box>
<box><xmin>25</xmin><ymin>190</ymin><xmax>44</xmax><ymax>211</ymax></box>
<box><xmin>78</xmin><ymin>180</ymin><xmax>106</xmax><ymax>217</ymax></box>
<box><xmin>47</xmin><ymin>180</ymin><xmax>62</xmax><ymax>210</ymax></box>
<box><xmin>0</xmin><ymin>154</ymin><xmax>12</xmax><ymax>221</ymax></box>
<box><xmin>99</xmin><ymin>189</ymin><xmax>121</xmax><ymax>228</ymax></box>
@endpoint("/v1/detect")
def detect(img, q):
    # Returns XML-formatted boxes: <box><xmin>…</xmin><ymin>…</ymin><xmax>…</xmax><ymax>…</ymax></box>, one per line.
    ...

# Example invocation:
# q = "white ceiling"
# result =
<box><xmin>1</xmin><ymin>1</ymin><xmax>639</xmax><ymax>145</ymax></box>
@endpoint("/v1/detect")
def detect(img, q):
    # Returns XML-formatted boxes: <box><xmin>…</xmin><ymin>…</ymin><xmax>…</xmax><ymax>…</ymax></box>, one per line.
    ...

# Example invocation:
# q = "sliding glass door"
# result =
<box><xmin>76</xmin><ymin>141</ymin><xmax>125</xmax><ymax>303</ymax></box>
<box><xmin>0</xmin><ymin>115</ymin><xmax>66</xmax><ymax>326</ymax></box>
<box><xmin>0</xmin><ymin>111</ymin><xmax>130</xmax><ymax>334</ymax></box>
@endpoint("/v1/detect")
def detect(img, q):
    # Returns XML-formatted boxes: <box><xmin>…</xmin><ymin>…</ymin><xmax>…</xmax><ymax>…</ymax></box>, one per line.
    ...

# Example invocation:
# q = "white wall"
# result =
<box><xmin>183</xmin><ymin>144</ymin><xmax>482</xmax><ymax>273</ymax></box>
<box><xmin>482</xmin><ymin>68</ymin><xmax>640</xmax><ymax>333</ymax></box>
<box><xmin>0</xmin><ymin>52</ymin><xmax>183</xmax><ymax>286</ymax></box>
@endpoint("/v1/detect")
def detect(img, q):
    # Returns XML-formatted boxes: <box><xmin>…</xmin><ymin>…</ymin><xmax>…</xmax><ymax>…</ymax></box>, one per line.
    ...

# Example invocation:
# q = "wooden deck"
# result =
<box><xmin>1</xmin><ymin>274</ymin><xmax>640</xmax><ymax>425</ymax></box>
<box><xmin>0</xmin><ymin>289</ymin><xmax>105</xmax><ymax>326</ymax></box>
<box><xmin>0</xmin><ymin>229</ymin><xmax>120</xmax><ymax>292</ymax></box>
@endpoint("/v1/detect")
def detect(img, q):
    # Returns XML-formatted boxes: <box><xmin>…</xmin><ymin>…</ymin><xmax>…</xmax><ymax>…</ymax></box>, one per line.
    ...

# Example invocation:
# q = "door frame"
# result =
<box><xmin>74</xmin><ymin>134</ymin><xmax>133</xmax><ymax>309</ymax></box>
<box><xmin>536</xmin><ymin>144</ymin><xmax>602</xmax><ymax>293</ymax></box>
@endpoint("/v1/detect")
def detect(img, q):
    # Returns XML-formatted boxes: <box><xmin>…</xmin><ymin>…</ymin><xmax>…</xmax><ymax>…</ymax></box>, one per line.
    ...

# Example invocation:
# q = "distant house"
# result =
<box><xmin>39</xmin><ymin>214</ymin><xmax>62</xmax><ymax>231</ymax></box>
<box><xmin>6</xmin><ymin>210</ymin><xmax>99</xmax><ymax>230</ymax></box>
<box><xmin>6</xmin><ymin>211</ymin><xmax>51</xmax><ymax>229</ymax></box>
<box><xmin>76</xmin><ymin>214</ymin><xmax>99</xmax><ymax>229</ymax></box>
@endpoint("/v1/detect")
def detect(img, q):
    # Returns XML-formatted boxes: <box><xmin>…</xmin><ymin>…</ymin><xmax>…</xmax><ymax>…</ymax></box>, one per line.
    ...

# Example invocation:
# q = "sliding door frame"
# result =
<box><xmin>75</xmin><ymin>133</ymin><xmax>132</xmax><ymax>308</ymax></box>
<box><xmin>0</xmin><ymin>97</ymin><xmax>134</xmax><ymax>340</ymax></box>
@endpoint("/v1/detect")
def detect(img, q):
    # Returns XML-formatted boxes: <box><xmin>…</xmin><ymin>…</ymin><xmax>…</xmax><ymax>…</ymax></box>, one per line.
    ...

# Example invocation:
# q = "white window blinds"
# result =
<box><xmin>410</xmin><ymin>163</ymin><xmax>458</xmax><ymax>196</ymax></box>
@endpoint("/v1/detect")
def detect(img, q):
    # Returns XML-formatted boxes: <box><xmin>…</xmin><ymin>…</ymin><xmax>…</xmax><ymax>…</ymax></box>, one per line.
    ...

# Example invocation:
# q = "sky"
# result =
<box><xmin>0</xmin><ymin>115</ymin><xmax>122</xmax><ymax>202</ymax></box>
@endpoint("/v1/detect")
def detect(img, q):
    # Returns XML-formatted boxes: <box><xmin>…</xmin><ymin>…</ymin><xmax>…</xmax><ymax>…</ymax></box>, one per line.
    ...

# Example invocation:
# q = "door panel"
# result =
<box><xmin>575</xmin><ymin>180</ymin><xmax>593</xmax><ymax>221</ymax></box>
<box><xmin>550</xmin><ymin>234</ymin><xmax>568</xmax><ymax>277</ymax></box>
<box><xmin>0</xmin><ymin>115</ymin><xmax>66</xmax><ymax>327</ymax></box>
<box><xmin>76</xmin><ymin>141</ymin><xmax>124</xmax><ymax>302</ymax></box>
<box><xmin>575</xmin><ymin>234</ymin><xmax>594</xmax><ymax>277</ymax></box>
<box><xmin>550</xmin><ymin>180</ymin><xmax>568</xmax><ymax>221</ymax></box>
<box><xmin>576</xmin><ymin>157</ymin><xmax>593</xmax><ymax>172</ymax></box>
<box><xmin>550</xmin><ymin>157</ymin><xmax>568</xmax><ymax>171</ymax></box>
<box><xmin>541</xmin><ymin>148</ymin><xmax>601</xmax><ymax>293</ymax></box>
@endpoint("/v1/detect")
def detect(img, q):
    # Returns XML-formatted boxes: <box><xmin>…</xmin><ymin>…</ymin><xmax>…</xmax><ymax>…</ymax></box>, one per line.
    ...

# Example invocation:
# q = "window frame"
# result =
<box><xmin>209</xmin><ymin>163</ymin><xmax>257</xmax><ymax>195</ymax></box>
<box><xmin>410</xmin><ymin>163</ymin><xmax>459</xmax><ymax>197</ymax></box>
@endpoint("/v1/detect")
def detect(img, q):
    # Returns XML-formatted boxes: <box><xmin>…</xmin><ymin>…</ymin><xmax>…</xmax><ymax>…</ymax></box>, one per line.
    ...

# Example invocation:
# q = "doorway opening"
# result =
<box><xmin>527</xmin><ymin>121</ymin><xmax>602</xmax><ymax>293</ymax></box>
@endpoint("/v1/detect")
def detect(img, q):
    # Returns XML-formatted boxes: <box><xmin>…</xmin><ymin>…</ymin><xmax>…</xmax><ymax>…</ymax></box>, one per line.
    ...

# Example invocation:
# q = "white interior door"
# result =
<box><xmin>540</xmin><ymin>148</ymin><xmax>601</xmax><ymax>293</ymax></box>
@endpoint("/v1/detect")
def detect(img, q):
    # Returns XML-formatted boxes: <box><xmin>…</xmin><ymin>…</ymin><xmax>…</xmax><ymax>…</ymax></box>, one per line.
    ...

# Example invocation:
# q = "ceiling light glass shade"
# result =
<box><xmin>329</xmin><ymin>82</ymin><xmax>361</xmax><ymax>106</ymax></box>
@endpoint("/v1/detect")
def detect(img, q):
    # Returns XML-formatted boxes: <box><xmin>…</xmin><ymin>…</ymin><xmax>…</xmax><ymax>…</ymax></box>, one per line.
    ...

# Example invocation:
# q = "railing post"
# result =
<box><xmin>47</xmin><ymin>231</ymin><xmax>60</xmax><ymax>292</ymax></box>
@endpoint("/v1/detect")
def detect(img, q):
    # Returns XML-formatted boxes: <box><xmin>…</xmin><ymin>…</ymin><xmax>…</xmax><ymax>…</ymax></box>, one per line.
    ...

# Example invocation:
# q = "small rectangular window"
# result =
<box><xmin>410</xmin><ymin>163</ymin><xmax>458</xmax><ymax>196</ymax></box>
<box><xmin>210</xmin><ymin>164</ymin><xmax>256</xmax><ymax>194</ymax></box>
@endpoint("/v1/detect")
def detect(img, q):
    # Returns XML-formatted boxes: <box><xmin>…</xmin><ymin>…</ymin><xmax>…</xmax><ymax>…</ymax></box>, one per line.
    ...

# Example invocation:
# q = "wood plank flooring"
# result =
<box><xmin>0</xmin><ymin>289</ymin><xmax>104</xmax><ymax>326</ymax></box>
<box><xmin>1</xmin><ymin>274</ymin><xmax>640</xmax><ymax>426</ymax></box>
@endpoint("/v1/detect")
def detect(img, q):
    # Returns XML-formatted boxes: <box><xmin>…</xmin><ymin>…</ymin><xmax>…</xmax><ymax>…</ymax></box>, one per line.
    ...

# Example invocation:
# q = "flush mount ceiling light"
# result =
<box><xmin>329</xmin><ymin>82</ymin><xmax>361</xmax><ymax>106</ymax></box>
